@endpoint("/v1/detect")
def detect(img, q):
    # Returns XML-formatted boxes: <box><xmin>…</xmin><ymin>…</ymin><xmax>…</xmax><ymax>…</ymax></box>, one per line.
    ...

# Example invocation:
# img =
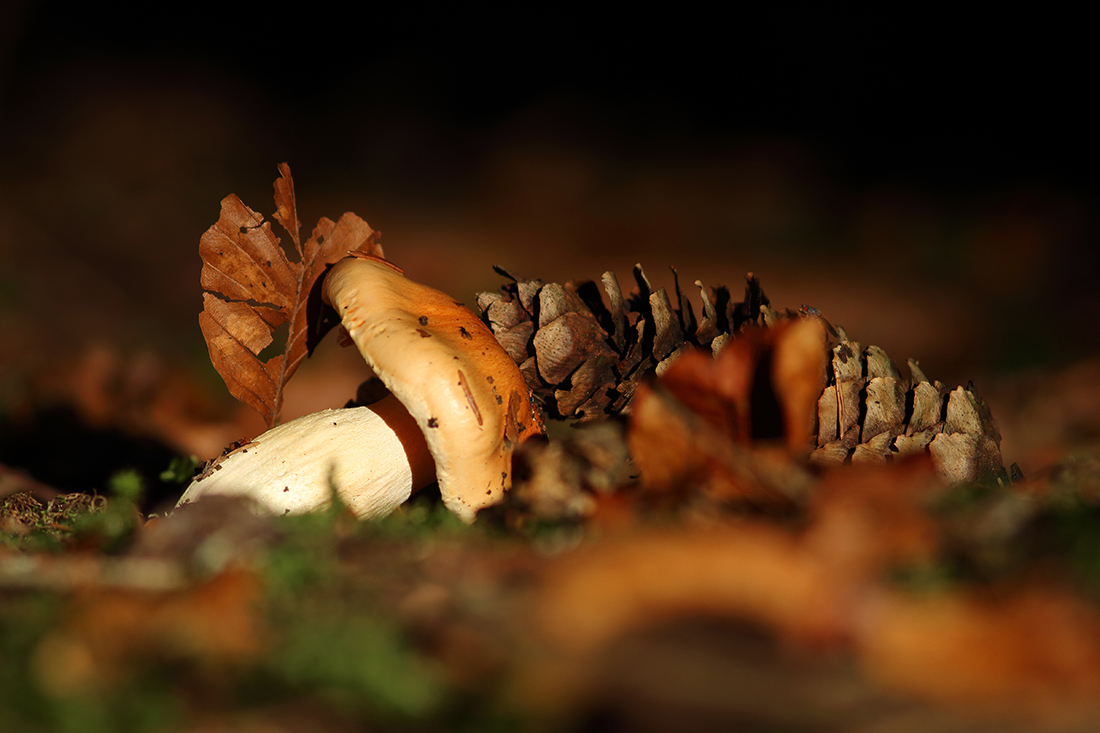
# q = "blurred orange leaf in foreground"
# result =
<box><xmin>31</xmin><ymin>568</ymin><xmax>262</xmax><ymax>697</ymax></box>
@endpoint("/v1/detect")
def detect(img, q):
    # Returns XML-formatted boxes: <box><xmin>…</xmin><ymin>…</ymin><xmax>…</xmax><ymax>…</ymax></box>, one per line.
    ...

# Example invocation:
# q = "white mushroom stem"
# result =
<box><xmin>177</xmin><ymin>395</ymin><xmax>434</xmax><ymax>519</ymax></box>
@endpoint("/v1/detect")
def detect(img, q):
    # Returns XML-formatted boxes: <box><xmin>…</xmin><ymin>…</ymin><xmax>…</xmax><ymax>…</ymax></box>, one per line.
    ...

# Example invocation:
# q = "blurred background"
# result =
<box><xmin>0</xmin><ymin>4</ymin><xmax>1096</xmax><ymax>491</ymax></box>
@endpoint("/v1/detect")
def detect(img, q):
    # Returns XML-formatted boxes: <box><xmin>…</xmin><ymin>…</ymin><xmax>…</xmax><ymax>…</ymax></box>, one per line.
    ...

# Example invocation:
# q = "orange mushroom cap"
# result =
<box><xmin>322</xmin><ymin>254</ymin><xmax>544</xmax><ymax>521</ymax></box>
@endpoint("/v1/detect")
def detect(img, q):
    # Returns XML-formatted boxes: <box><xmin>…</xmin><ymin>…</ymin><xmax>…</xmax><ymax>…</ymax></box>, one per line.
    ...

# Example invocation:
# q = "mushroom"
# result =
<box><xmin>323</xmin><ymin>254</ymin><xmax>545</xmax><ymax>519</ymax></box>
<box><xmin>177</xmin><ymin>254</ymin><xmax>543</xmax><ymax>522</ymax></box>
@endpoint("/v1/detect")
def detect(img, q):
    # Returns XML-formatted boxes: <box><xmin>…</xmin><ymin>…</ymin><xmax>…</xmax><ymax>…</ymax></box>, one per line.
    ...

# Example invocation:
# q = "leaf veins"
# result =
<box><xmin>199</xmin><ymin>163</ymin><xmax>382</xmax><ymax>428</ymax></box>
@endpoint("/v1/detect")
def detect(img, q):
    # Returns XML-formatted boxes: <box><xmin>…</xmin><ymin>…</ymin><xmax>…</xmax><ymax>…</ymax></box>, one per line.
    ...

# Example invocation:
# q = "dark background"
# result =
<box><xmin>1</xmin><ymin>5</ymin><xmax>1096</xmax><ymax>438</ymax></box>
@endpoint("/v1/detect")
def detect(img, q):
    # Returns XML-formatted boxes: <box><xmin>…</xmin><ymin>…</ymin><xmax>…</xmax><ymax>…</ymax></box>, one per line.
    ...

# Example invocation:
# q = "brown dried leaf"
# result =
<box><xmin>272</xmin><ymin>161</ymin><xmax>300</xmax><ymax>250</ymax></box>
<box><xmin>805</xmin><ymin>457</ymin><xmax>941</xmax><ymax>580</ymax></box>
<box><xmin>537</xmin><ymin>526</ymin><xmax>828</xmax><ymax>656</ymax></box>
<box><xmin>772</xmin><ymin>318</ymin><xmax>829</xmax><ymax>450</ymax></box>
<box><xmin>858</xmin><ymin>587</ymin><xmax>1100</xmax><ymax>717</ymax></box>
<box><xmin>656</xmin><ymin>319</ymin><xmax>827</xmax><ymax>450</ymax></box>
<box><xmin>535</xmin><ymin>458</ymin><xmax>941</xmax><ymax>656</ymax></box>
<box><xmin>199</xmin><ymin>164</ymin><xmax>382</xmax><ymax>427</ymax></box>
<box><xmin>32</xmin><ymin>568</ymin><xmax>262</xmax><ymax>695</ymax></box>
<box><xmin>628</xmin><ymin>381</ymin><xmax>739</xmax><ymax>497</ymax></box>
<box><xmin>627</xmin><ymin>382</ymin><xmax>810</xmax><ymax>508</ymax></box>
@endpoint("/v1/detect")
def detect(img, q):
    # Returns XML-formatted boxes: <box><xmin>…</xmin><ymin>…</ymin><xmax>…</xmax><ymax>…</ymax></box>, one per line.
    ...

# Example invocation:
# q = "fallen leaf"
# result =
<box><xmin>803</xmin><ymin>456</ymin><xmax>942</xmax><ymax>583</ymax></box>
<box><xmin>656</xmin><ymin>318</ymin><xmax>827</xmax><ymax>450</ymax></box>
<box><xmin>31</xmin><ymin>568</ymin><xmax>263</xmax><ymax>696</ymax></box>
<box><xmin>857</xmin><ymin>587</ymin><xmax>1100</xmax><ymax>718</ymax></box>
<box><xmin>626</xmin><ymin>319</ymin><xmax>826</xmax><ymax>511</ymax></box>
<box><xmin>535</xmin><ymin>524</ymin><xmax>838</xmax><ymax>657</ymax></box>
<box><xmin>199</xmin><ymin>163</ymin><xmax>381</xmax><ymax>427</ymax></box>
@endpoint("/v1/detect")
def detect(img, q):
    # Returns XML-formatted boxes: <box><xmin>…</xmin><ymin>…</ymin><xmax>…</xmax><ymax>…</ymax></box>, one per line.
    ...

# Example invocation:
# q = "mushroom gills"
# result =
<box><xmin>176</xmin><ymin>395</ymin><xmax>435</xmax><ymax>518</ymax></box>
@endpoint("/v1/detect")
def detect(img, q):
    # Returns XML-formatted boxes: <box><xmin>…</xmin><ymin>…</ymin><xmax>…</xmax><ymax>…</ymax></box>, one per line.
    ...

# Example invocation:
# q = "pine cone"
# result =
<box><xmin>476</xmin><ymin>264</ymin><xmax>768</xmax><ymax>420</ymax></box>
<box><xmin>478</xmin><ymin>266</ymin><xmax>1006</xmax><ymax>485</ymax></box>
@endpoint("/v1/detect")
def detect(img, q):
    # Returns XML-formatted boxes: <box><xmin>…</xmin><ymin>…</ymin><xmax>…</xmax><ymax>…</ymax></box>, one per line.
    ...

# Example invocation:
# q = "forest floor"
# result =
<box><xmin>3</xmin><ymin>148</ymin><xmax>1100</xmax><ymax>732</ymax></box>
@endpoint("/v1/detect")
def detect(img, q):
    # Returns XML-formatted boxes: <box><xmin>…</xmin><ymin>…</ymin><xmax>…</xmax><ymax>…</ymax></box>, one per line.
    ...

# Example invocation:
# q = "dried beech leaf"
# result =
<box><xmin>271</xmin><ymin>162</ymin><xmax>300</xmax><ymax>250</ymax></box>
<box><xmin>199</xmin><ymin>195</ymin><xmax>297</xmax><ymax>309</ymax></box>
<box><xmin>33</xmin><ymin>569</ymin><xmax>262</xmax><ymax>695</ymax></box>
<box><xmin>657</xmin><ymin>320</ymin><xmax>825</xmax><ymax>451</ymax></box>
<box><xmin>623</xmin><ymin>319</ymin><xmax>827</xmax><ymax>512</ymax></box>
<box><xmin>771</xmin><ymin>318</ymin><xmax>828</xmax><ymax>451</ymax></box>
<box><xmin>537</xmin><ymin>526</ymin><xmax>825</xmax><ymax>655</ymax></box>
<box><xmin>628</xmin><ymin>381</ymin><xmax>809</xmax><ymax>508</ymax></box>
<box><xmin>628</xmin><ymin>381</ymin><xmax>735</xmax><ymax>496</ymax></box>
<box><xmin>198</xmin><ymin>296</ymin><xmax>283</xmax><ymax>420</ymax></box>
<box><xmin>859</xmin><ymin>588</ymin><xmax>1100</xmax><ymax>714</ymax></box>
<box><xmin>199</xmin><ymin>164</ymin><xmax>382</xmax><ymax>427</ymax></box>
<box><xmin>536</xmin><ymin>458</ymin><xmax>942</xmax><ymax>656</ymax></box>
<box><xmin>656</xmin><ymin>347</ymin><xmax>750</xmax><ymax>443</ymax></box>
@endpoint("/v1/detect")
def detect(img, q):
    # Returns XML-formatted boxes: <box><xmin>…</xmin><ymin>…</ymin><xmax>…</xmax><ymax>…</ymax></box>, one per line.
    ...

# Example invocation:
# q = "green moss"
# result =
<box><xmin>251</xmin><ymin>497</ymin><xmax>452</xmax><ymax>724</ymax></box>
<box><xmin>365</xmin><ymin>495</ymin><xmax>478</xmax><ymax>541</ymax></box>
<box><xmin>263</xmin><ymin>513</ymin><xmax>343</xmax><ymax>599</ymax></box>
<box><xmin>263</xmin><ymin>614</ymin><xmax>444</xmax><ymax>720</ymax></box>
<box><xmin>67</xmin><ymin>469</ymin><xmax>143</xmax><ymax>553</ymax></box>
<box><xmin>158</xmin><ymin>455</ymin><xmax>201</xmax><ymax>486</ymax></box>
<box><xmin>0</xmin><ymin>594</ymin><xmax>62</xmax><ymax>728</ymax></box>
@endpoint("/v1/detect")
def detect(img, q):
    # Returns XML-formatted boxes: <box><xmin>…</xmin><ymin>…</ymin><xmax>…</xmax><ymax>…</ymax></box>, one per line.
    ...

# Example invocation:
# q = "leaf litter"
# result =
<box><xmin>5</xmin><ymin>166</ymin><xmax>1100</xmax><ymax>731</ymax></box>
